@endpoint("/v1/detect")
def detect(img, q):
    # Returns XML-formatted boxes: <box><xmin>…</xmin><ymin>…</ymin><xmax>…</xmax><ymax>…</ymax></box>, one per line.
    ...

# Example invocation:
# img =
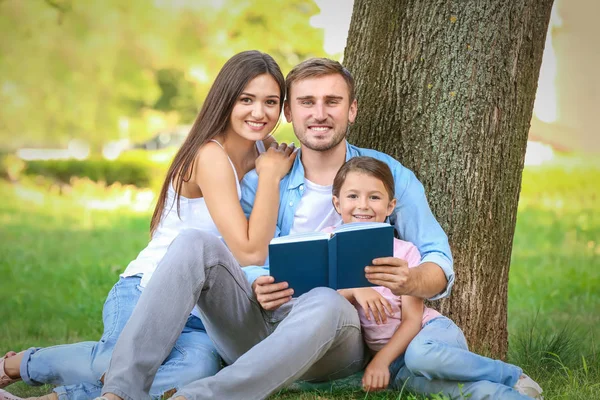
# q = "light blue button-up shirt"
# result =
<box><xmin>240</xmin><ymin>141</ymin><xmax>454</xmax><ymax>300</ymax></box>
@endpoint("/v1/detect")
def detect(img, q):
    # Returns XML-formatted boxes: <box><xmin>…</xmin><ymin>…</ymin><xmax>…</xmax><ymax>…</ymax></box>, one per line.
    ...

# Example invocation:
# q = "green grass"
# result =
<box><xmin>1</xmin><ymin>158</ymin><xmax>599</xmax><ymax>399</ymax></box>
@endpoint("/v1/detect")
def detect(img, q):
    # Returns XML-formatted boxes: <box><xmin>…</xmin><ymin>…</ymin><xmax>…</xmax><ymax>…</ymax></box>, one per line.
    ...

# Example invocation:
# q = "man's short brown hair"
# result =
<box><xmin>285</xmin><ymin>58</ymin><xmax>355</xmax><ymax>102</ymax></box>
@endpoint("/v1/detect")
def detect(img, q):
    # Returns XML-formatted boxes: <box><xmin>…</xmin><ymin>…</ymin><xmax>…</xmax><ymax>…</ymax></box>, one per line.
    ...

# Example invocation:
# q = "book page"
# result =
<box><xmin>270</xmin><ymin>231</ymin><xmax>331</xmax><ymax>245</ymax></box>
<box><xmin>333</xmin><ymin>221</ymin><xmax>391</xmax><ymax>233</ymax></box>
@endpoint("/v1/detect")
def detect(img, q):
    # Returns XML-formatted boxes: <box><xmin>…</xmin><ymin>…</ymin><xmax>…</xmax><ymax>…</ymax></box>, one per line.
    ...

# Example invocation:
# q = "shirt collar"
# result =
<box><xmin>344</xmin><ymin>141</ymin><xmax>356</xmax><ymax>161</ymax></box>
<box><xmin>286</xmin><ymin>148</ymin><xmax>306</xmax><ymax>190</ymax></box>
<box><xmin>287</xmin><ymin>141</ymin><xmax>356</xmax><ymax>191</ymax></box>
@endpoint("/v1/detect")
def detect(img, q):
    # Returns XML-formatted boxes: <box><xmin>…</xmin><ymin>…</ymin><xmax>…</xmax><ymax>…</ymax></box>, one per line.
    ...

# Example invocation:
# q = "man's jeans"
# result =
<box><xmin>390</xmin><ymin>316</ymin><xmax>529</xmax><ymax>400</ymax></box>
<box><xmin>102</xmin><ymin>229</ymin><xmax>367</xmax><ymax>400</ymax></box>
<box><xmin>19</xmin><ymin>276</ymin><xmax>221</xmax><ymax>400</ymax></box>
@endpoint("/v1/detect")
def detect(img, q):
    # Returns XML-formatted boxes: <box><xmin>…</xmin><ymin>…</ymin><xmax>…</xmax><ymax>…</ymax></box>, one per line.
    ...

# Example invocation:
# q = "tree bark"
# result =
<box><xmin>344</xmin><ymin>0</ymin><xmax>553</xmax><ymax>358</ymax></box>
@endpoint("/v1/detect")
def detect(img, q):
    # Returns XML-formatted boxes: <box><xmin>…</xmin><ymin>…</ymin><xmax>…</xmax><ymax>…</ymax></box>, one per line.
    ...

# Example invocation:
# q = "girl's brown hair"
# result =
<box><xmin>150</xmin><ymin>51</ymin><xmax>285</xmax><ymax>235</ymax></box>
<box><xmin>332</xmin><ymin>156</ymin><xmax>395</xmax><ymax>199</ymax></box>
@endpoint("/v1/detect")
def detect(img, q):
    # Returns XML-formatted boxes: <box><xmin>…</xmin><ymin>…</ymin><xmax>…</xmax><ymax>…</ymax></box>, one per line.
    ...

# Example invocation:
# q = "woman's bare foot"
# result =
<box><xmin>3</xmin><ymin>353</ymin><xmax>23</xmax><ymax>379</ymax></box>
<box><xmin>0</xmin><ymin>352</ymin><xmax>23</xmax><ymax>388</ymax></box>
<box><xmin>0</xmin><ymin>388</ymin><xmax>59</xmax><ymax>400</ymax></box>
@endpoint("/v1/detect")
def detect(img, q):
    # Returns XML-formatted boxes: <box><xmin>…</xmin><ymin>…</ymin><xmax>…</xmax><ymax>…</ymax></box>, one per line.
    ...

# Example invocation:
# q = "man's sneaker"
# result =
<box><xmin>514</xmin><ymin>374</ymin><xmax>544</xmax><ymax>399</ymax></box>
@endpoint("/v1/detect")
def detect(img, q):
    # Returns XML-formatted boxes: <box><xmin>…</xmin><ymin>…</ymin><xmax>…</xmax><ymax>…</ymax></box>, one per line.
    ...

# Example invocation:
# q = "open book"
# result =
<box><xmin>268</xmin><ymin>222</ymin><xmax>394</xmax><ymax>296</ymax></box>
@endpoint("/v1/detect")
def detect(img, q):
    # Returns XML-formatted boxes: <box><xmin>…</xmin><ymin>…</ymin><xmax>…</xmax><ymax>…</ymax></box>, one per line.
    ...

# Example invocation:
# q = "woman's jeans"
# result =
<box><xmin>389</xmin><ymin>316</ymin><xmax>529</xmax><ymax>400</ymax></box>
<box><xmin>102</xmin><ymin>230</ymin><xmax>366</xmax><ymax>400</ymax></box>
<box><xmin>19</xmin><ymin>276</ymin><xmax>221</xmax><ymax>400</ymax></box>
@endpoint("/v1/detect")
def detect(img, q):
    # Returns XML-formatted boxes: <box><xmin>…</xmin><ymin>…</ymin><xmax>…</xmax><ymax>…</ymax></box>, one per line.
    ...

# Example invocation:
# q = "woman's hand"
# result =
<box><xmin>352</xmin><ymin>288</ymin><xmax>393</xmax><ymax>325</ymax></box>
<box><xmin>255</xmin><ymin>142</ymin><xmax>297</xmax><ymax>180</ymax></box>
<box><xmin>362</xmin><ymin>356</ymin><xmax>391</xmax><ymax>392</ymax></box>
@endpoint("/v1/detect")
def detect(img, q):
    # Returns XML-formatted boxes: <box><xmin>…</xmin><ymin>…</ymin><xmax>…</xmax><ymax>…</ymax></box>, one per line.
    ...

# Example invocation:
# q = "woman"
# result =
<box><xmin>0</xmin><ymin>50</ymin><xmax>296</xmax><ymax>400</ymax></box>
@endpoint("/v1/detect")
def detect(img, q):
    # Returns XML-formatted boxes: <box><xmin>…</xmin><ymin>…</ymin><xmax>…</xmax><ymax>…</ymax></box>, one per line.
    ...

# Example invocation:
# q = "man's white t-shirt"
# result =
<box><xmin>289</xmin><ymin>178</ymin><xmax>342</xmax><ymax>235</ymax></box>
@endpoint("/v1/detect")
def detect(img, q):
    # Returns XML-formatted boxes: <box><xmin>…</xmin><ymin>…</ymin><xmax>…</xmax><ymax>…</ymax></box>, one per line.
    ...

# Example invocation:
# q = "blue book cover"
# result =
<box><xmin>269</xmin><ymin>223</ymin><xmax>394</xmax><ymax>296</ymax></box>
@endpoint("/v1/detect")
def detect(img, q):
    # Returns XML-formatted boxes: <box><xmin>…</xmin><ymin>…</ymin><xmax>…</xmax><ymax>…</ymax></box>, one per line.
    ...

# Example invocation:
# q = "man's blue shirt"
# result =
<box><xmin>240</xmin><ymin>141</ymin><xmax>454</xmax><ymax>300</ymax></box>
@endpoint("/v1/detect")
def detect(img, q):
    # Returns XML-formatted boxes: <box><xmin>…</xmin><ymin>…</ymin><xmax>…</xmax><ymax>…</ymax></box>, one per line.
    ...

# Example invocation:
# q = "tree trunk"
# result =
<box><xmin>344</xmin><ymin>0</ymin><xmax>553</xmax><ymax>359</ymax></box>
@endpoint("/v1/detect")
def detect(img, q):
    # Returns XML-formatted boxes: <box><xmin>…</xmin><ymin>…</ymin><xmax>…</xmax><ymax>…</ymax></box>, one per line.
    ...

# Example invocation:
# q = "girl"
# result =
<box><xmin>0</xmin><ymin>50</ymin><xmax>296</xmax><ymax>400</ymax></box>
<box><xmin>331</xmin><ymin>156</ymin><xmax>543</xmax><ymax>400</ymax></box>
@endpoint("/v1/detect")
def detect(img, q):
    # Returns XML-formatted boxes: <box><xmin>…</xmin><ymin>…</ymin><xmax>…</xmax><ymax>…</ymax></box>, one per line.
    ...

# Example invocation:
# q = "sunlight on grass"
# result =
<box><xmin>0</xmin><ymin>158</ymin><xmax>598</xmax><ymax>399</ymax></box>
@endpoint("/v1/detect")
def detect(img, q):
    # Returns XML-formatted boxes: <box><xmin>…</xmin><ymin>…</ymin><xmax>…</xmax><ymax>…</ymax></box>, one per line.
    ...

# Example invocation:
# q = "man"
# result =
<box><xmin>98</xmin><ymin>59</ymin><xmax>453</xmax><ymax>400</ymax></box>
<box><xmin>243</xmin><ymin>59</ymin><xmax>453</xmax><ymax>305</ymax></box>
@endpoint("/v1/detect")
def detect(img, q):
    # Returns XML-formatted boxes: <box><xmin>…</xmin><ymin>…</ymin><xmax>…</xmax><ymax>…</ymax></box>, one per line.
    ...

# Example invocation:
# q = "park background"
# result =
<box><xmin>0</xmin><ymin>0</ymin><xmax>598</xmax><ymax>399</ymax></box>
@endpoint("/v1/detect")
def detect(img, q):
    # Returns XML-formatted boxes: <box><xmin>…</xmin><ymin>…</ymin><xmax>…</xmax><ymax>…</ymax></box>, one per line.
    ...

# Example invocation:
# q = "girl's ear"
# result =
<box><xmin>387</xmin><ymin>198</ymin><xmax>397</xmax><ymax>216</ymax></box>
<box><xmin>332</xmin><ymin>196</ymin><xmax>342</xmax><ymax>214</ymax></box>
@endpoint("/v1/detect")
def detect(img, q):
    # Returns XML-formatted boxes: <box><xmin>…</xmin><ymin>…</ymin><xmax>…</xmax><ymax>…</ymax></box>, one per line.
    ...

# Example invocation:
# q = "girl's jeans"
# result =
<box><xmin>389</xmin><ymin>316</ymin><xmax>529</xmax><ymax>400</ymax></box>
<box><xmin>19</xmin><ymin>276</ymin><xmax>221</xmax><ymax>400</ymax></box>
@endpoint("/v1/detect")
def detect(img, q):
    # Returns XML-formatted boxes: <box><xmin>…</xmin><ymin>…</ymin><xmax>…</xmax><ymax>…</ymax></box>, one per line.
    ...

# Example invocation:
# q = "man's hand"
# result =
<box><xmin>365</xmin><ymin>257</ymin><xmax>411</xmax><ymax>296</ymax></box>
<box><xmin>252</xmin><ymin>275</ymin><xmax>294</xmax><ymax>311</ymax></box>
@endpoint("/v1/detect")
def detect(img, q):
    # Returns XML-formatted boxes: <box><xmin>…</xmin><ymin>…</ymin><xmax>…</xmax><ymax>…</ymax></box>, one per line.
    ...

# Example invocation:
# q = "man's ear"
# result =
<box><xmin>284</xmin><ymin>101</ymin><xmax>292</xmax><ymax>123</ymax></box>
<box><xmin>387</xmin><ymin>198</ymin><xmax>397</xmax><ymax>216</ymax></box>
<box><xmin>348</xmin><ymin>98</ymin><xmax>358</xmax><ymax>124</ymax></box>
<box><xmin>332</xmin><ymin>196</ymin><xmax>342</xmax><ymax>214</ymax></box>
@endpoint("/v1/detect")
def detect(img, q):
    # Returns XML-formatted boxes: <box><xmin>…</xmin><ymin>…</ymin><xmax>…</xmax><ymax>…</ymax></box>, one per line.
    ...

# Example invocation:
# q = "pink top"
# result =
<box><xmin>357</xmin><ymin>238</ymin><xmax>442</xmax><ymax>351</ymax></box>
<box><xmin>322</xmin><ymin>227</ymin><xmax>442</xmax><ymax>351</ymax></box>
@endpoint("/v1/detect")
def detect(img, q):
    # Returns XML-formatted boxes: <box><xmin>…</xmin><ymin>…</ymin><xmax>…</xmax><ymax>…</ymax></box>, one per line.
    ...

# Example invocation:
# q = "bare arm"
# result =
<box><xmin>337</xmin><ymin>288</ymin><xmax>355</xmax><ymax>302</ymax></box>
<box><xmin>362</xmin><ymin>295</ymin><xmax>423</xmax><ymax>391</ymax></box>
<box><xmin>371</xmin><ymin>295</ymin><xmax>422</xmax><ymax>366</ymax></box>
<box><xmin>405</xmin><ymin>262</ymin><xmax>447</xmax><ymax>299</ymax></box>
<box><xmin>337</xmin><ymin>288</ymin><xmax>392</xmax><ymax>324</ymax></box>
<box><xmin>194</xmin><ymin>142</ymin><xmax>295</xmax><ymax>266</ymax></box>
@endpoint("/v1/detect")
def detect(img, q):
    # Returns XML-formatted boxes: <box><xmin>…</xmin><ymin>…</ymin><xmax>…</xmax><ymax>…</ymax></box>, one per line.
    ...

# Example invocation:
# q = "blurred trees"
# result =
<box><xmin>0</xmin><ymin>0</ymin><xmax>326</xmax><ymax>149</ymax></box>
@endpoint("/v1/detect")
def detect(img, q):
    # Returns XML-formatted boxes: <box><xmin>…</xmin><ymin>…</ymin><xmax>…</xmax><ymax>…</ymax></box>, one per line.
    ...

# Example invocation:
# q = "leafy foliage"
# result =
<box><xmin>23</xmin><ymin>154</ymin><xmax>162</xmax><ymax>188</ymax></box>
<box><xmin>0</xmin><ymin>0</ymin><xmax>326</xmax><ymax>149</ymax></box>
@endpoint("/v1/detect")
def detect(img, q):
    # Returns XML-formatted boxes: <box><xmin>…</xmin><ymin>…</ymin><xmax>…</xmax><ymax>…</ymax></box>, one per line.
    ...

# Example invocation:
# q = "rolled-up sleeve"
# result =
<box><xmin>242</xmin><ymin>265</ymin><xmax>270</xmax><ymax>286</ymax></box>
<box><xmin>392</xmin><ymin>167</ymin><xmax>454</xmax><ymax>300</ymax></box>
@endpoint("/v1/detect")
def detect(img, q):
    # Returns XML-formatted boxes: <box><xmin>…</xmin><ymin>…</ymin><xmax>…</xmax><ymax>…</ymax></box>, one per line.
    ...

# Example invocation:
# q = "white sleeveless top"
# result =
<box><xmin>121</xmin><ymin>139</ymin><xmax>267</xmax><ymax>291</ymax></box>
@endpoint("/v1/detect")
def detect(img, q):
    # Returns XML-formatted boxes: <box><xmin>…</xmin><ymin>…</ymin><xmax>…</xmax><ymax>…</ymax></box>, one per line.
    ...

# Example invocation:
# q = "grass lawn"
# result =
<box><xmin>0</xmin><ymin>158</ymin><xmax>598</xmax><ymax>399</ymax></box>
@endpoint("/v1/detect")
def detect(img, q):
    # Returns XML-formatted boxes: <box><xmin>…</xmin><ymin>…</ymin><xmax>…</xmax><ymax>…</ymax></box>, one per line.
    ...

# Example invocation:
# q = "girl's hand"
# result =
<box><xmin>362</xmin><ymin>357</ymin><xmax>391</xmax><ymax>392</ymax></box>
<box><xmin>353</xmin><ymin>288</ymin><xmax>393</xmax><ymax>325</ymax></box>
<box><xmin>255</xmin><ymin>142</ymin><xmax>297</xmax><ymax>180</ymax></box>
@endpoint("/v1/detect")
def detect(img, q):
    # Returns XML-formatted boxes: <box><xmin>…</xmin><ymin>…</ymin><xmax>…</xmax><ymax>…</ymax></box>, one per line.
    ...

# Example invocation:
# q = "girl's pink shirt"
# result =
<box><xmin>323</xmin><ymin>225</ymin><xmax>443</xmax><ymax>352</ymax></box>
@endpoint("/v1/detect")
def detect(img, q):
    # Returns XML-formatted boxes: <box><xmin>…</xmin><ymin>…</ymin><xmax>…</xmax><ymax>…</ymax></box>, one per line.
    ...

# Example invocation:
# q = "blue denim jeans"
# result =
<box><xmin>389</xmin><ymin>316</ymin><xmax>529</xmax><ymax>400</ymax></box>
<box><xmin>19</xmin><ymin>276</ymin><xmax>221</xmax><ymax>400</ymax></box>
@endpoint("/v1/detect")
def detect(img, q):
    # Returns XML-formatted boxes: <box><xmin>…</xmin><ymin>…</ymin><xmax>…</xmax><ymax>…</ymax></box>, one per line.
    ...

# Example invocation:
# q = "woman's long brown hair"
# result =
<box><xmin>149</xmin><ymin>51</ymin><xmax>285</xmax><ymax>235</ymax></box>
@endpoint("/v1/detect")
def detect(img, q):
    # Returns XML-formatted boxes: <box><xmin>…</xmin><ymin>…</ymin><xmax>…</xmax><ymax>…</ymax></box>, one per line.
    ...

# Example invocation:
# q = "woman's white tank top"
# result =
<box><xmin>121</xmin><ymin>139</ymin><xmax>267</xmax><ymax>289</ymax></box>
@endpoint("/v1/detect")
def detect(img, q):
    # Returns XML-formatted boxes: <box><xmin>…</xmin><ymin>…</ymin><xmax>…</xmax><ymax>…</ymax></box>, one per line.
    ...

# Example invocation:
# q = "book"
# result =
<box><xmin>268</xmin><ymin>222</ymin><xmax>394</xmax><ymax>296</ymax></box>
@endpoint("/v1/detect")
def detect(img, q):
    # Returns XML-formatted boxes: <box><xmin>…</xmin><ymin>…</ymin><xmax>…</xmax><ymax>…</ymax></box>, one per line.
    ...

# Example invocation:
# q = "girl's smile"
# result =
<box><xmin>333</xmin><ymin>171</ymin><xmax>396</xmax><ymax>224</ymax></box>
